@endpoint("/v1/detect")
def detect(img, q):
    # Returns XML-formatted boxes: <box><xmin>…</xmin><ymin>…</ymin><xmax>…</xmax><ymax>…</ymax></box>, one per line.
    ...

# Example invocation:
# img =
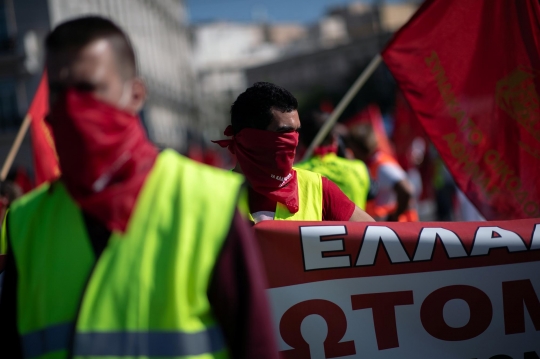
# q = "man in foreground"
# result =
<box><xmin>0</xmin><ymin>17</ymin><xmax>278</xmax><ymax>358</ymax></box>
<box><xmin>214</xmin><ymin>82</ymin><xmax>374</xmax><ymax>223</ymax></box>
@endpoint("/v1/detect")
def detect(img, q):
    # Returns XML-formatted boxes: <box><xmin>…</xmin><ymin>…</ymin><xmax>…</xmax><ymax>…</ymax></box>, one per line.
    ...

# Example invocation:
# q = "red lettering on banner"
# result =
<box><xmin>279</xmin><ymin>299</ymin><xmax>356</xmax><ymax>359</ymax></box>
<box><xmin>421</xmin><ymin>285</ymin><xmax>492</xmax><ymax>340</ymax></box>
<box><xmin>502</xmin><ymin>279</ymin><xmax>540</xmax><ymax>334</ymax></box>
<box><xmin>351</xmin><ymin>290</ymin><xmax>414</xmax><ymax>350</ymax></box>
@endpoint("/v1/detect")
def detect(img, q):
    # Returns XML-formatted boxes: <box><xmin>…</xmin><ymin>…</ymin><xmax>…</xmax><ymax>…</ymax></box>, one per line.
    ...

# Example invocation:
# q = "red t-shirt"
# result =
<box><xmin>249</xmin><ymin>177</ymin><xmax>355</xmax><ymax>221</ymax></box>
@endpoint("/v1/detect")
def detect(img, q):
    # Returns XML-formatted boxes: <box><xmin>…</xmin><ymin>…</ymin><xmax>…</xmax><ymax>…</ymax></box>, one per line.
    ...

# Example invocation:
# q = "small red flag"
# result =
<box><xmin>29</xmin><ymin>73</ymin><xmax>60</xmax><ymax>186</ymax></box>
<box><xmin>382</xmin><ymin>0</ymin><xmax>540</xmax><ymax>220</ymax></box>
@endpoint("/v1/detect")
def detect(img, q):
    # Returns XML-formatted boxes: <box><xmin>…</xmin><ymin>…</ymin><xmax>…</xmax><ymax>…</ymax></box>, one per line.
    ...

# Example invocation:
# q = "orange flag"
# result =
<box><xmin>29</xmin><ymin>73</ymin><xmax>60</xmax><ymax>185</ymax></box>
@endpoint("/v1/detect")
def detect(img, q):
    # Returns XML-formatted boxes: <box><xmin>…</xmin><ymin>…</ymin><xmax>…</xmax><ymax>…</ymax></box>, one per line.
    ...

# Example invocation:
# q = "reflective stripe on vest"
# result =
<box><xmin>10</xmin><ymin>150</ymin><xmax>242</xmax><ymax>359</ymax></box>
<box><xmin>21</xmin><ymin>323</ymin><xmax>225</xmax><ymax>358</ymax></box>
<box><xmin>274</xmin><ymin>167</ymin><xmax>323</xmax><ymax>221</ymax></box>
<box><xmin>74</xmin><ymin>327</ymin><xmax>225</xmax><ymax>357</ymax></box>
<box><xmin>21</xmin><ymin>322</ymin><xmax>73</xmax><ymax>358</ymax></box>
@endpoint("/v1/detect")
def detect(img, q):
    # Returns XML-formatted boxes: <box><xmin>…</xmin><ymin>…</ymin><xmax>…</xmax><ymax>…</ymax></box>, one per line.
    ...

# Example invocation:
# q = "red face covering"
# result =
<box><xmin>48</xmin><ymin>89</ymin><xmax>158</xmax><ymax>232</ymax></box>
<box><xmin>213</xmin><ymin>126</ymin><xmax>299</xmax><ymax>213</ymax></box>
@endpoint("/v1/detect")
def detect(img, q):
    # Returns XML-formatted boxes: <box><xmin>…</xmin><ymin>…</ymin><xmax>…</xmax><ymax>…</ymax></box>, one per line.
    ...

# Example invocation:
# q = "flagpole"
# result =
<box><xmin>302</xmin><ymin>53</ymin><xmax>382</xmax><ymax>161</ymax></box>
<box><xmin>0</xmin><ymin>114</ymin><xmax>32</xmax><ymax>181</ymax></box>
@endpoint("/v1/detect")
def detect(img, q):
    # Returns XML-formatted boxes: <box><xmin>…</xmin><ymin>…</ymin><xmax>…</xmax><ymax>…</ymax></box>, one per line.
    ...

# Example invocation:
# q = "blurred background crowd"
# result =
<box><xmin>0</xmin><ymin>0</ymin><xmax>482</xmax><ymax>221</ymax></box>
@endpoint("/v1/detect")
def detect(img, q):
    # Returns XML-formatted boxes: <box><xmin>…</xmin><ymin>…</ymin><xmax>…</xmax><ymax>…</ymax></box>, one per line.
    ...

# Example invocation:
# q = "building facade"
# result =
<box><xmin>191</xmin><ymin>21</ymin><xmax>306</xmax><ymax>139</ymax></box>
<box><xmin>246</xmin><ymin>2</ymin><xmax>419</xmax><ymax>113</ymax></box>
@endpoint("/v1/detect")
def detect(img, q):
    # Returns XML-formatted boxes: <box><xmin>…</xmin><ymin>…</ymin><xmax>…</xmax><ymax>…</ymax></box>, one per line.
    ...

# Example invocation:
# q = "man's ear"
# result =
<box><xmin>128</xmin><ymin>77</ymin><xmax>146</xmax><ymax>114</ymax></box>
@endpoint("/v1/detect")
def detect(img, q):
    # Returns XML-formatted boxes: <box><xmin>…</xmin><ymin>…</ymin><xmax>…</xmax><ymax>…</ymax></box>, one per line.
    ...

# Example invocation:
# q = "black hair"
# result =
<box><xmin>230</xmin><ymin>82</ymin><xmax>298</xmax><ymax>134</ymax></box>
<box><xmin>46</xmin><ymin>16</ymin><xmax>137</xmax><ymax>78</ymax></box>
<box><xmin>347</xmin><ymin>123</ymin><xmax>377</xmax><ymax>156</ymax></box>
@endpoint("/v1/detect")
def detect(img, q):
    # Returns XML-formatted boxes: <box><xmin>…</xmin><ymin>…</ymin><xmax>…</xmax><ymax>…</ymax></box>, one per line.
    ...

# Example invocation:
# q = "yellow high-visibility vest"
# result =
<box><xmin>7</xmin><ymin>149</ymin><xmax>243</xmax><ymax>359</ymax></box>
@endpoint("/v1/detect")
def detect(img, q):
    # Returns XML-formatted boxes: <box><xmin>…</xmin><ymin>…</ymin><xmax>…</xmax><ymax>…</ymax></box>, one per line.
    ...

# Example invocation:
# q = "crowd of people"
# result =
<box><xmin>0</xmin><ymin>16</ymin><xmax>462</xmax><ymax>358</ymax></box>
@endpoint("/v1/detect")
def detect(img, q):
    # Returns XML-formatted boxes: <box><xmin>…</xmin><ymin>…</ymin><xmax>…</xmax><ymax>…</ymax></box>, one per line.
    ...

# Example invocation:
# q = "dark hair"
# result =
<box><xmin>347</xmin><ymin>123</ymin><xmax>377</xmax><ymax>155</ymax></box>
<box><xmin>230</xmin><ymin>82</ymin><xmax>298</xmax><ymax>134</ymax></box>
<box><xmin>46</xmin><ymin>16</ymin><xmax>137</xmax><ymax>78</ymax></box>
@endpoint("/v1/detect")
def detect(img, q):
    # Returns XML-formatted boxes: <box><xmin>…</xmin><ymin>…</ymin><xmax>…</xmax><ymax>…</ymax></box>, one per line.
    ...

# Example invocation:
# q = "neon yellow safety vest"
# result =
<box><xmin>7</xmin><ymin>149</ymin><xmax>243</xmax><ymax>359</ymax></box>
<box><xmin>262</xmin><ymin>167</ymin><xmax>323</xmax><ymax>221</ymax></box>
<box><xmin>296</xmin><ymin>153</ymin><xmax>370</xmax><ymax>209</ymax></box>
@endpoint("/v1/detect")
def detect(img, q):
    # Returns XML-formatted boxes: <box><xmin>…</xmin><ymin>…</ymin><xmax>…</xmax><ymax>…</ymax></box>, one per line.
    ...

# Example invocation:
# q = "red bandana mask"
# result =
<box><xmin>48</xmin><ymin>90</ymin><xmax>158</xmax><ymax>232</ymax></box>
<box><xmin>213</xmin><ymin>126</ymin><xmax>299</xmax><ymax>213</ymax></box>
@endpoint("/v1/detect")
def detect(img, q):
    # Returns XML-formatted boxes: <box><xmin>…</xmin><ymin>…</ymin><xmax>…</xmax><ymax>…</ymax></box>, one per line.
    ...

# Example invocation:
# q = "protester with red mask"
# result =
<box><xmin>214</xmin><ymin>82</ymin><xmax>374</xmax><ymax>223</ymax></box>
<box><xmin>347</xmin><ymin>123</ymin><xmax>418</xmax><ymax>222</ymax></box>
<box><xmin>0</xmin><ymin>17</ymin><xmax>278</xmax><ymax>359</ymax></box>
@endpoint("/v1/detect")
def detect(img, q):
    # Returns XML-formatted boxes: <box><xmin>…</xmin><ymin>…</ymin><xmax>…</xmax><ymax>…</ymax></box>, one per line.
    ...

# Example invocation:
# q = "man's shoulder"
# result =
<box><xmin>377</xmin><ymin>161</ymin><xmax>407</xmax><ymax>184</ymax></box>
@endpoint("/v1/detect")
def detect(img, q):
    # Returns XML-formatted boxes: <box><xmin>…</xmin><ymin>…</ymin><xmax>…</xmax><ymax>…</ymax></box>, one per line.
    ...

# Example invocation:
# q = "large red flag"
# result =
<box><xmin>29</xmin><ymin>73</ymin><xmax>60</xmax><ymax>185</ymax></box>
<box><xmin>382</xmin><ymin>0</ymin><xmax>540</xmax><ymax>220</ymax></box>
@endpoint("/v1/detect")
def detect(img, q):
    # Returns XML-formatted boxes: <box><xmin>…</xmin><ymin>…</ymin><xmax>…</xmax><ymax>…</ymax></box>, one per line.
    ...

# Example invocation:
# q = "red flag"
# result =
<box><xmin>382</xmin><ymin>0</ymin><xmax>540</xmax><ymax>220</ymax></box>
<box><xmin>29</xmin><ymin>73</ymin><xmax>60</xmax><ymax>185</ymax></box>
<box><xmin>345</xmin><ymin>104</ymin><xmax>395</xmax><ymax>156</ymax></box>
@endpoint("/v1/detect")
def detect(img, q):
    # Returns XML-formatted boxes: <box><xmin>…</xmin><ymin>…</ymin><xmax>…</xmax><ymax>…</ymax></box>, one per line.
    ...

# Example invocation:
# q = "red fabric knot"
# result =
<box><xmin>211</xmin><ymin>125</ymin><xmax>236</xmax><ymax>154</ymax></box>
